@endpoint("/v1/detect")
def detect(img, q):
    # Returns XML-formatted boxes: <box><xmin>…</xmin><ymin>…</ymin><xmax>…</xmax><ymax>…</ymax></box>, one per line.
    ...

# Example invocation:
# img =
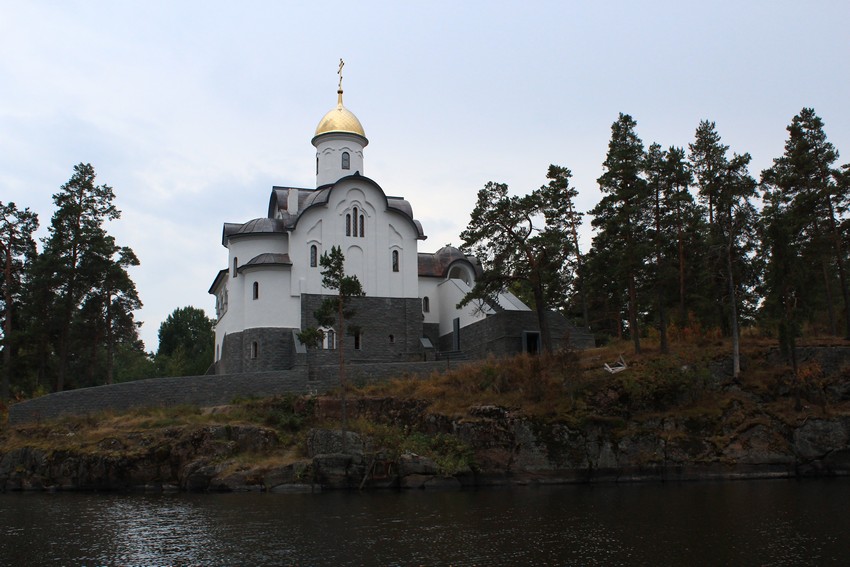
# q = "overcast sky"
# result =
<box><xmin>2</xmin><ymin>1</ymin><xmax>849</xmax><ymax>351</ymax></box>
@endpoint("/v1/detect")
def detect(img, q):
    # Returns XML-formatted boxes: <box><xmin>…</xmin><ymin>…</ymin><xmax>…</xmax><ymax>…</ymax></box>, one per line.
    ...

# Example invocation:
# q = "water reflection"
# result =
<box><xmin>1</xmin><ymin>479</ymin><xmax>849</xmax><ymax>565</ymax></box>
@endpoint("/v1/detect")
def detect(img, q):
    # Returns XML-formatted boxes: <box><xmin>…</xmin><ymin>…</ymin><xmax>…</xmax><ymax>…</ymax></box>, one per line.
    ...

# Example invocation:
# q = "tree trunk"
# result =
<box><xmin>337</xmin><ymin>296</ymin><xmax>348</xmax><ymax>454</ymax></box>
<box><xmin>677</xmin><ymin>213</ymin><xmax>687</xmax><ymax>326</ymax></box>
<box><xmin>1</xmin><ymin>241</ymin><xmax>12</xmax><ymax>400</ymax></box>
<box><xmin>628</xmin><ymin>273</ymin><xmax>641</xmax><ymax>354</ymax></box>
<box><xmin>106</xmin><ymin>292</ymin><xmax>114</xmax><ymax>385</ymax></box>
<box><xmin>726</xmin><ymin>238</ymin><xmax>740</xmax><ymax>378</ymax></box>
<box><xmin>821</xmin><ymin>259</ymin><xmax>838</xmax><ymax>336</ymax></box>
<box><xmin>825</xmin><ymin>194</ymin><xmax>850</xmax><ymax>339</ymax></box>
<box><xmin>567</xmin><ymin>206</ymin><xmax>589</xmax><ymax>329</ymax></box>
<box><xmin>533</xmin><ymin>284</ymin><xmax>553</xmax><ymax>353</ymax></box>
<box><xmin>655</xmin><ymin>185</ymin><xmax>668</xmax><ymax>354</ymax></box>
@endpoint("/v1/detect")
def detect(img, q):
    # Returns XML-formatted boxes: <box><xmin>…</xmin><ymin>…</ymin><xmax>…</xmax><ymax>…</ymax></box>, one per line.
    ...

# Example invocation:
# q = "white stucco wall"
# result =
<box><xmin>436</xmin><ymin>278</ymin><xmax>493</xmax><ymax>337</ymax></box>
<box><xmin>240</xmin><ymin>266</ymin><xmax>299</xmax><ymax>328</ymax></box>
<box><xmin>418</xmin><ymin>277</ymin><xmax>441</xmax><ymax>324</ymax></box>
<box><xmin>289</xmin><ymin>179</ymin><xmax>420</xmax><ymax>299</ymax></box>
<box><xmin>227</xmin><ymin>233</ymin><xmax>288</xmax><ymax>270</ymax></box>
<box><xmin>314</xmin><ymin>134</ymin><xmax>366</xmax><ymax>187</ymax></box>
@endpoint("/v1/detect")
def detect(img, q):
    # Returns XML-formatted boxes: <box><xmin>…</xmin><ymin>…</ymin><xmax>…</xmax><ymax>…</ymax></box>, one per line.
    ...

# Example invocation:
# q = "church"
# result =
<box><xmin>209</xmin><ymin>72</ymin><xmax>591</xmax><ymax>374</ymax></box>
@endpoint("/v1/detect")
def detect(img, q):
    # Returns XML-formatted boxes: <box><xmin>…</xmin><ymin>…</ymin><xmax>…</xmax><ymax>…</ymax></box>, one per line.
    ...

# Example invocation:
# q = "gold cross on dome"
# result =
<box><xmin>338</xmin><ymin>59</ymin><xmax>345</xmax><ymax>90</ymax></box>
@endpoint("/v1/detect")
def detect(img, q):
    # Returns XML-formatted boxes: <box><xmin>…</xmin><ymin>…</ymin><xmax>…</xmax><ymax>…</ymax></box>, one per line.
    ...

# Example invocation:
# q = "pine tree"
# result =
<box><xmin>690</xmin><ymin>121</ymin><xmax>731</xmax><ymax>332</ymax></box>
<box><xmin>761</xmin><ymin>108</ymin><xmax>849</xmax><ymax>338</ymax></box>
<box><xmin>0</xmin><ymin>202</ymin><xmax>39</xmax><ymax>400</ymax></box>
<box><xmin>39</xmin><ymin>163</ymin><xmax>141</xmax><ymax>391</ymax></box>
<box><xmin>662</xmin><ymin>146</ymin><xmax>700</xmax><ymax>328</ymax></box>
<box><xmin>298</xmin><ymin>246</ymin><xmax>364</xmax><ymax>452</ymax></box>
<box><xmin>719</xmin><ymin>153</ymin><xmax>759</xmax><ymax>377</ymax></box>
<box><xmin>459</xmin><ymin>166</ymin><xmax>580</xmax><ymax>353</ymax></box>
<box><xmin>156</xmin><ymin>306</ymin><xmax>214</xmax><ymax>377</ymax></box>
<box><xmin>591</xmin><ymin>113</ymin><xmax>651</xmax><ymax>353</ymax></box>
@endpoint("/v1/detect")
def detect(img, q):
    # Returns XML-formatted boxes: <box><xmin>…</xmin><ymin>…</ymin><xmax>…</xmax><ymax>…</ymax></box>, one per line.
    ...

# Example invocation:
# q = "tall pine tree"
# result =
<box><xmin>0</xmin><ymin>202</ymin><xmax>39</xmax><ymax>400</ymax></box>
<box><xmin>591</xmin><ymin>113</ymin><xmax>651</xmax><ymax>353</ymax></box>
<box><xmin>39</xmin><ymin>163</ymin><xmax>142</xmax><ymax>391</ymax></box>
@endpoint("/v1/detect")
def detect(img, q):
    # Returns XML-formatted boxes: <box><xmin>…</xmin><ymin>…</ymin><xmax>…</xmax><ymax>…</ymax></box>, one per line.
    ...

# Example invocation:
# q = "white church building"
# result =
<box><xmin>209</xmin><ymin>79</ymin><xmax>590</xmax><ymax>374</ymax></box>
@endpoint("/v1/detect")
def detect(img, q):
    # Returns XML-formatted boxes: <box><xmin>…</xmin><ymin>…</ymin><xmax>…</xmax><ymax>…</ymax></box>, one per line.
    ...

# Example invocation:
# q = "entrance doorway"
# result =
<box><xmin>523</xmin><ymin>331</ymin><xmax>541</xmax><ymax>354</ymax></box>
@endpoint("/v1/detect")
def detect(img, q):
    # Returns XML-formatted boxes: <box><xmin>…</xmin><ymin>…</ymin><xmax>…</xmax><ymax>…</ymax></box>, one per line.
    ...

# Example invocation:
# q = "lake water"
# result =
<box><xmin>1</xmin><ymin>479</ymin><xmax>848</xmax><ymax>566</ymax></box>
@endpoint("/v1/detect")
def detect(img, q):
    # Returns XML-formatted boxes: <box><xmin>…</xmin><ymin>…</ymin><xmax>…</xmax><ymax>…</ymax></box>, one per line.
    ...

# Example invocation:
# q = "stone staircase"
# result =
<box><xmin>435</xmin><ymin>349</ymin><xmax>470</xmax><ymax>362</ymax></box>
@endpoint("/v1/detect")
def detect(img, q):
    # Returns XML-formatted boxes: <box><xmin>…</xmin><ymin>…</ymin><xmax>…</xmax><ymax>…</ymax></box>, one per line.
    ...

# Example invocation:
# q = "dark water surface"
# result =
<box><xmin>1</xmin><ymin>479</ymin><xmax>848</xmax><ymax>566</ymax></box>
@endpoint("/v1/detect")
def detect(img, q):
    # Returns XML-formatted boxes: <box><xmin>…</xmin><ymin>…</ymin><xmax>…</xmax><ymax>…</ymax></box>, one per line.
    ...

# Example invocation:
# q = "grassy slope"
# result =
<box><xmin>2</xmin><ymin>336</ymin><xmax>849</xmax><ymax>476</ymax></box>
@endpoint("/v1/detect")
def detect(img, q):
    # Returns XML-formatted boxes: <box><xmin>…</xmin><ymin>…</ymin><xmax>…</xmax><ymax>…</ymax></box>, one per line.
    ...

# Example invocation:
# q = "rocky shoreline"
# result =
<box><xmin>3</xmin><ymin>345</ymin><xmax>850</xmax><ymax>493</ymax></box>
<box><xmin>2</xmin><ymin>401</ymin><xmax>849</xmax><ymax>493</ymax></box>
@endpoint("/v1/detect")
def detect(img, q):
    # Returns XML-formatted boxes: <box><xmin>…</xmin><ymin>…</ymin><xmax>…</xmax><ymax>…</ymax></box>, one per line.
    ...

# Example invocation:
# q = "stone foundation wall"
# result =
<box><xmin>438</xmin><ymin>311</ymin><xmax>594</xmax><ymax>356</ymax></box>
<box><xmin>7</xmin><ymin>360</ymin><xmax>464</xmax><ymax>425</ymax></box>
<box><xmin>301</xmin><ymin>294</ymin><xmax>424</xmax><ymax>365</ymax></box>
<box><xmin>218</xmin><ymin>328</ymin><xmax>297</xmax><ymax>374</ymax></box>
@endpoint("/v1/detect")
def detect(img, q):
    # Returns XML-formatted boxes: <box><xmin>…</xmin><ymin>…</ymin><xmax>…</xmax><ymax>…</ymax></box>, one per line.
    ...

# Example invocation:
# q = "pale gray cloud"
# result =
<box><xmin>2</xmin><ymin>0</ymin><xmax>848</xmax><ymax>350</ymax></box>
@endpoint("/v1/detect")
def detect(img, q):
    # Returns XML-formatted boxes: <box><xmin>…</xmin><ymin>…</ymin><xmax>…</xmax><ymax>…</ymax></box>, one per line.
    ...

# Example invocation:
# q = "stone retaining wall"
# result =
<box><xmin>7</xmin><ymin>360</ymin><xmax>464</xmax><ymax>425</ymax></box>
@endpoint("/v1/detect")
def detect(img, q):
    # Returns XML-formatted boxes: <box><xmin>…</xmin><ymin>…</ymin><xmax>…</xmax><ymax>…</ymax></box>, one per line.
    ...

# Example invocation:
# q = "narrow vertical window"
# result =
<box><xmin>253</xmin><ymin>281</ymin><xmax>259</xmax><ymax>300</ymax></box>
<box><xmin>232</xmin><ymin>257</ymin><xmax>238</xmax><ymax>278</ymax></box>
<box><xmin>388</xmin><ymin>334</ymin><xmax>395</xmax><ymax>344</ymax></box>
<box><xmin>392</xmin><ymin>250</ymin><xmax>399</xmax><ymax>272</ymax></box>
<box><xmin>346</xmin><ymin>214</ymin><xmax>351</xmax><ymax>236</ymax></box>
<box><xmin>310</xmin><ymin>244</ymin><xmax>318</xmax><ymax>267</ymax></box>
<box><xmin>359</xmin><ymin>214</ymin><xmax>365</xmax><ymax>237</ymax></box>
<box><xmin>341</xmin><ymin>151</ymin><xmax>350</xmax><ymax>170</ymax></box>
<box><xmin>326</xmin><ymin>329</ymin><xmax>336</xmax><ymax>350</ymax></box>
<box><xmin>352</xmin><ymin>207</ymin><xmax>359</xmax><ymax>237</ymax></box>
<box><xmin>354</xmin><ymin>330</ymin><xmax>362</xmax><ymax>350</ymax></box>
<box><xmin>423</xmin><ymin>296</ymin><xmax>430</xmax><ymax>313</ymax></box>
<box><xmin>251</xmin><ymin>341</ymin><xmax>258</xmax><ymax>359</ymax></box>
<box><xmin>316</xmin><ymin>156</ymin><xmax>319</xmax><ymax>175</ymax></box>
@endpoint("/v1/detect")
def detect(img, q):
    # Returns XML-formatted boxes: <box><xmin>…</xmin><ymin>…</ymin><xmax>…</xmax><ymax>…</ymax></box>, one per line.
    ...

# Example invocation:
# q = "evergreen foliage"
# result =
<box><xmin>459</xmin><ymin>164</ymin><xmax>581</xmax><ymax>352</ymax></box>
<box><xmin>297</xmin><ymin>245</ymin><xmax>364</xmax><ymax>450</ymax></box>
<box><xmin>1</xmin><ymin>164</ymin><xmax>147</xmax><ymax>397</ymax></box>
<box><xmin>590</xmin><ymin>113</ymin><xmax>651</xmax><ymax>353</ymax></box>
<box><xmin>155</xmin><ymin>306</ymin><xmax>215</xmax><ymax>377</ymax></box>
<box><xmin>0</xmin><ymin>202</ymin><xmax>39</xmax><ymax>400</ymax></box>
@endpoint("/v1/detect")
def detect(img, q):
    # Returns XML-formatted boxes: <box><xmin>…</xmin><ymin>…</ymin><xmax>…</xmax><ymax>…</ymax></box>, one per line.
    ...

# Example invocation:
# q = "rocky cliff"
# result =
<box><xmin>2</xmin><ymin>346</ymin><xmax>850</xmax><ymax>492</ymax></box>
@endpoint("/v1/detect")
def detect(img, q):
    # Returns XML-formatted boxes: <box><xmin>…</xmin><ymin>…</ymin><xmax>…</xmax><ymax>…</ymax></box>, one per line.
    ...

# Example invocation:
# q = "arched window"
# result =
<box><xmin>341</xmin><ymin>152</ymin><xmax>350</xmax><ymax>170</ymax></box>
<box><xmin>423</xmin><ymin>296</ymin><xmax>430</xmax><ymax>313</ymax></box>
<box><xmin>251</xmin><ymin>341</ymin><xmax>258</xmax><ymax>359</ymax></box>
<box><xmin>352</xmin><ymin>207</ymin><xmax>359</xmax><ymax>237</ymax></box>
<box><xmin>448</xmin><ymin>265</ymin><xmax>472</xmax><ymax>286</ymax></box>
<box><xmin>310</xmin><ymin>244</ymin><xmax>318</xmax><ymax>267</ymax></box>
<box><xmin>253</xmin><ymin>281</ymin><xmax>259</xmax><ymax>300</ymax></box>
<box><xmin>345</xmin><ymin>214</ymin><xmax>351</xmax><ymax>236</ymax></box>
<box><xmin>326</xmin><ymin>329</ymin><xmax>336</xmax><ymax>350</ymax></box>
<box><xmin>392</xmin><ymin>250</ymin><xmax>399</xmax><ymax>272</ymax></box>
<box><xmin>359</xmin><ymin>214</ymin><xmax>365</xmax><ymax>237</ymax></box>
<box><xmin>232</xmin><ymin>257</ymin><xmax>238</xmax><ymax>278</ymax></box>
<box><xmin>388</xmin><ymin>334</ymin><xmax>395</xmax><ymax>344</ymax></box>
<box><xmin>316</xmin><ymin>156</ymin><xmax>319</xmax><ymax>175</ymax></box>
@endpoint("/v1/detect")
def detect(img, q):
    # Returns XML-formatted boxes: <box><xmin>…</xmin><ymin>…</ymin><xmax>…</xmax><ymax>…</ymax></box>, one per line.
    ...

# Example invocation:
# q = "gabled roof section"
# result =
<box><xmin>269</xmin><ymin>174</ymin><xmax>426</xmax><ymax>240</ymax></box>
<box><xmin>208</xmin><ymin>268</ymin><xmax>228</xmax><ymax>295</ymax></box>
<box><xmin>238</xmin><ymin>175</ymin><xmax>428</xmax><ymax>247</ymax></box>
<box><xmin>238</xmin><ymin>253</ymin><xmax>292</xmax><ymax>273</ymax></box>
<box><xmin>221</xmin><ymin>218</ymin><xmax>288</xmax><ymax>246</ymax></box>
<box><xmin>418</xmin><ymin>246</ymin><xmax>482</xmax><ymax>278</ymax></box>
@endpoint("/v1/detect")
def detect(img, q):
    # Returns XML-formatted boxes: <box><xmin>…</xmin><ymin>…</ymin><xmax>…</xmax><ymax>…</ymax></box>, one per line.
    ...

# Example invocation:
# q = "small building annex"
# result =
<box><xmin>208</xmin><ymin>80</ymin><xmax>591</xmax><ymax>374</ymax></box>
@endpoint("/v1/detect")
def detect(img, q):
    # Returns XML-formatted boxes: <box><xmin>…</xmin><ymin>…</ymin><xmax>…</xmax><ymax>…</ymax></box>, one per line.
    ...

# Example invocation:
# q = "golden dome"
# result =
<box><xmin>314</xmin><ymin>90</ymin><xmax>366</xmax><ymax>138</ymax></box>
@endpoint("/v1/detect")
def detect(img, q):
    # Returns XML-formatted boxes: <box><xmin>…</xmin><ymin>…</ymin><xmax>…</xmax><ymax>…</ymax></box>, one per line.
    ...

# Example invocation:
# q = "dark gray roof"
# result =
<box><xmin>417</xmin><ymin>246</ymin><xmax>481</xmax><ymax>278</ymax></box>
<box><xmin>222</xmin><ymin>218</ymin><xmax>288</xmax><ymax>246</ymax></box>
<box><xmin>208</xmin><ymin>268</ymin><xmax>228</xmax><ymax>294</ymax></box>
<box><xmin>238</xmin><ymin>253</ymin><xmax>292</xmax><ymax>273</ymax></box>
<box><xmin>227</xmin><ymin>176</ymin><xmax>427</xmax><ymax>250</ymax></box>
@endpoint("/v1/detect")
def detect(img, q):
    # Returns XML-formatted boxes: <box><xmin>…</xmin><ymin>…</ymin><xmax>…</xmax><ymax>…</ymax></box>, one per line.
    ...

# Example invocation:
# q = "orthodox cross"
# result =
<box><xmin>338</xmin><ymin>59</ymin><xmax>345</xmax><ymax>90</ymax></box>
